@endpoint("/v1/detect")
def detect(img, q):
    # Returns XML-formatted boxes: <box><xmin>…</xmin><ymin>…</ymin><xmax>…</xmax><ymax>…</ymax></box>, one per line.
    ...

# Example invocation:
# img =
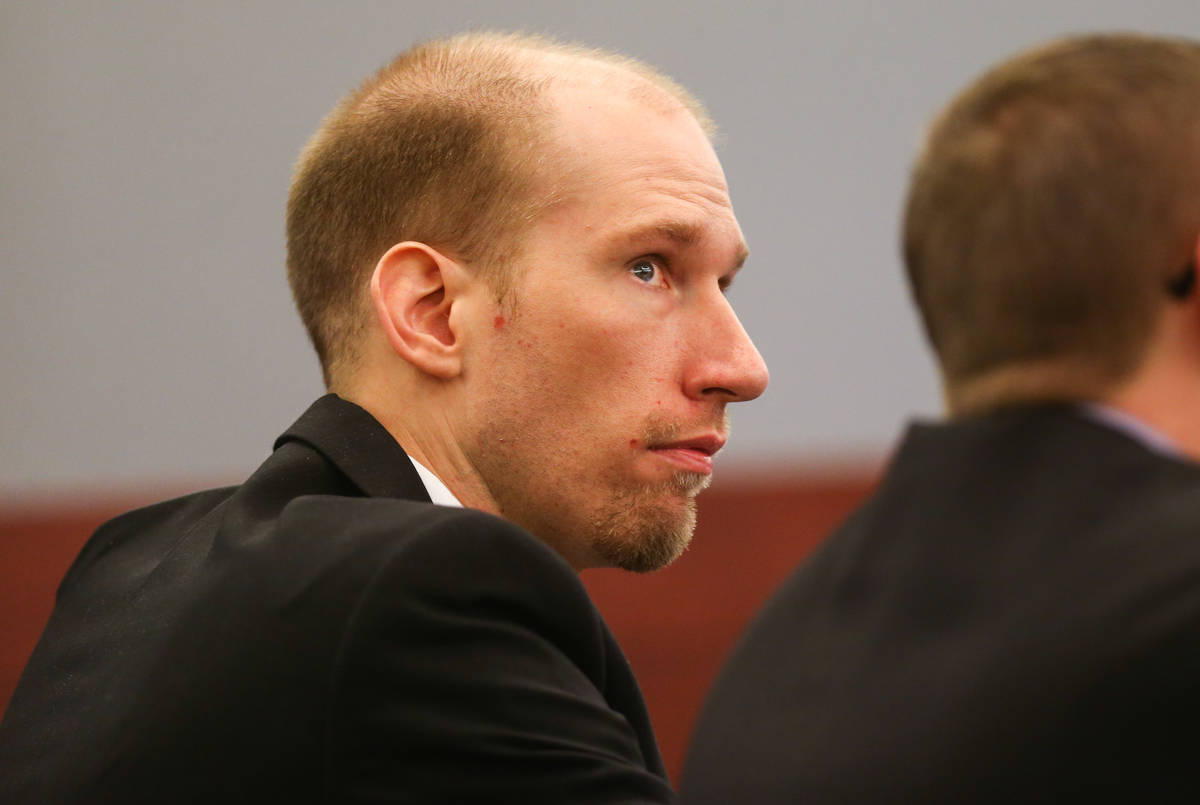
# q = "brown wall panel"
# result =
<box><xmin>0</xmin><ymin>473</ymin><xmax>875</xmax><ymax>781</ymax></box>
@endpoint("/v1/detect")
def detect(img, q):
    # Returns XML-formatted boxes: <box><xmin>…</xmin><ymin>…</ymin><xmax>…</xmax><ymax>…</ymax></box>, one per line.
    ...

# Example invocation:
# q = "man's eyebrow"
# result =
<box><xmin>619</xmin><ymin>220</ymin><xmax>750</xmax><ymax>270</ymax></box>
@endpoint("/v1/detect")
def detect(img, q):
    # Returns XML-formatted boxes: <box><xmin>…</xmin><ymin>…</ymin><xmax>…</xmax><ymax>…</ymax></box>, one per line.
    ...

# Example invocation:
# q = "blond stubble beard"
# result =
<box><xmin>467</xmin><ymin>413</ymin><xmax>724</xmax><ymax>574</ymax></box>
<box><xmin>589</xmin><ymin>469</ymin><xmax>711</xmax><ymax>573</ymax></box>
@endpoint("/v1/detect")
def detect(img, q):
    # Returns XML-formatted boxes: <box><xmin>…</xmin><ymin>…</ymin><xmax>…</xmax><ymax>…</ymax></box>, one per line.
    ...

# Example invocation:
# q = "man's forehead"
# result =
<box><xmin>546</xmin><ymin>71</ymin><xmax>704</xmax><ymax>148</ymax></box>
<box><xmin>528</xmin><ymin>70</ymin><xmax>744</xmax><ymax>269</ymax></box>
<box><xmin>544</xmin><ymin>57</ymin><xmax>684</xmax><ymax>114</ymax></box>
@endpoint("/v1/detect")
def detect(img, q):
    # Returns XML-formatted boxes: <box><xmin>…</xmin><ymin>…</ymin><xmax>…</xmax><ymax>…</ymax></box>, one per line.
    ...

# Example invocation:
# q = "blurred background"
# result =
<box><xmin>3</xmin><ymin>0</ymin><xmax>1196</xmax><ymax>779</ymax></box>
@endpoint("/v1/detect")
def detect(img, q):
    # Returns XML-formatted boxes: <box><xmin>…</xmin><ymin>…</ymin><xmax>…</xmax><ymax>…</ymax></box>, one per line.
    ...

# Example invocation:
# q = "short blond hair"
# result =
<box><xmin>902</xmin><ymin>33</ymin><xmax>1200</xmax><ymax>412</ymax></box>
<box><xmin>286</xmin><ymin>32</ymin><xmax>712</xmax><ymax>387</ymax></box>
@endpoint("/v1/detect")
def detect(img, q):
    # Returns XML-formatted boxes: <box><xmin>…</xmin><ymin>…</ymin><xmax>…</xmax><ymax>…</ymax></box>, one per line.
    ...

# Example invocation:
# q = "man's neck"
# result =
<box><xmin>333</xmin><ymin>383</ymin><xmax>501</xmax><ymax>516</ymax></box>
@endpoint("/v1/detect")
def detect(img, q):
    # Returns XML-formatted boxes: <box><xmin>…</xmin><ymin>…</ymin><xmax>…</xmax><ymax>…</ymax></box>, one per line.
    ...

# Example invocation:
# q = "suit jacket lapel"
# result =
<box><xmin>274</xmin><ymin>394</ymin><xmax>432</xmax><ymax>503</ymax></box>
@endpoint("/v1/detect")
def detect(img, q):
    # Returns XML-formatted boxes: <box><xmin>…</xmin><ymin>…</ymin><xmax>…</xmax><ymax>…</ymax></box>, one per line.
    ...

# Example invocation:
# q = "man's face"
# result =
<box><xmin>459</xmin><ymin>82</ymin><xmax>768</xmax><ymax>572</ymax></box>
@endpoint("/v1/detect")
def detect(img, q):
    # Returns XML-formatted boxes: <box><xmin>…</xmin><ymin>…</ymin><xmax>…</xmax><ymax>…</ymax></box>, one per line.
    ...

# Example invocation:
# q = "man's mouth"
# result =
<box><xmin>646</xmin><ymin>434</ymin><xmax>726</xmax><ymax>475</ymax></box>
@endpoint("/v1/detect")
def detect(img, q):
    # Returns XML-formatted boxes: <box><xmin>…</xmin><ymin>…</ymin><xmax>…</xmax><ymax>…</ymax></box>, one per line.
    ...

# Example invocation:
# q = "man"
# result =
<box><xmin>684</xmin><ymin>33</ymin><xmax>1200</xmax><ymax>804</ymax></box>
<box><xmin>0</xmin><ymin>33</ymin><xmax>767</xmax><ymax>803</ymax></box>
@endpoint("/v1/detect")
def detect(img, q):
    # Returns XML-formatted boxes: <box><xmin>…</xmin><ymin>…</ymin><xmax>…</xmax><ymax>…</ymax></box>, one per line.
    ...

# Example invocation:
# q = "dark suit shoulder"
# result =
<box><xmin>684</xmin><ymin>411</ymin><xmax>1200</xmax><ymax>803</ymax></box>
<box><xmin>262</xmin><ymin>495</ymin><xmax>598</xmax><ymax>630</ymax></box>
<box><xmin>276</xmin><ymin>494</ymin><xmax>576</xmax><ymax>574</ymax></box>
<box><xmin>303</xmin><ymin>500</ymin><xmax>673</xmax><ymax>803</ymax></box>
<box><xmin>60</xmin><ymin>486</ymin><xmax>238</xmax><ymax>594</ymax></box>
<box><xmin>3</xmin><ymin>398</ymin><xmax>672</xmax><ymax>804</ymax></box>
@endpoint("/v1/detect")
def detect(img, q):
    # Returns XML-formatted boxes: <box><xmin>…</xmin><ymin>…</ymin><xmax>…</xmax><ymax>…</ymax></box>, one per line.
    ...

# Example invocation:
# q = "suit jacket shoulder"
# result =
<box><xmin>684</xmin><ymin>406</ymin><xmax>1200</xmax><ymax>804</ymax></box>
<box><xmin>0</xmin><ymin>395</ymin><xmax>672</xmax><ymax>804</ymax></box>
<box><xmin>321</xmin><ymin>500</ymin><xmax>671</xmax><ymax>801</ymax></box>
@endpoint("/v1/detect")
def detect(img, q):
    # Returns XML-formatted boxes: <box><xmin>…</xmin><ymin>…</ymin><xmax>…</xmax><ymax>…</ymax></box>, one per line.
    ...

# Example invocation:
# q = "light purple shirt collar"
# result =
<box><xmin>1077</xmin><ymin>402</ymin><xmax>1181</xmax><ymax>458</ymax></box>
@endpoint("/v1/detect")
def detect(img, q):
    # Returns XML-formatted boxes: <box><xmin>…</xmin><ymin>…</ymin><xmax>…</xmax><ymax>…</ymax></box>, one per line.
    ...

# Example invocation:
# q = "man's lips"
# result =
<box><xmin>646</xmin><ymin>434</ymin><xmax>726</xmax><ymax>474</ymax></box>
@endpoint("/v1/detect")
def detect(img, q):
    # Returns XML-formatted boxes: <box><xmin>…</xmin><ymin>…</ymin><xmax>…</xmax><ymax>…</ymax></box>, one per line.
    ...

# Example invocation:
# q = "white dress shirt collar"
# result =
<box><xmin>407</xmin><ymin>455</ymin><xmax>463</xmax><ymax>508</ymax></box>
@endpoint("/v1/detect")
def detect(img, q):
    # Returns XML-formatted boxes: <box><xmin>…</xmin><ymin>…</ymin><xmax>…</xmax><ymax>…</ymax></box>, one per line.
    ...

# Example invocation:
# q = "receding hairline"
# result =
<box><xmin>322</xmin><ymin>31</ymin><xmax>720</xmax><ymax>259</ymax></box>
<box><xmin>286</xmin><ymin>31</ymin><xmax>719</xmax><ymax>388</ymax></box>
<box><xmin>417</xmin><ymin>31</ymin><xmax>717</xmax><ymax>137</ymax></box>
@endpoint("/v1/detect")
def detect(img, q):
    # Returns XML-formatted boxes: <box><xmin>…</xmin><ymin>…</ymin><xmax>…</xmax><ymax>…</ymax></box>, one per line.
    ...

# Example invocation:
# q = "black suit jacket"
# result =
<box><xmin>0</xmin><ymin>395</ymin><xmax>673</xmax><ymax>804</ymax></box>
<box><xmin>684</xmin><ymin>405</ymin><xmax>1200</xmax><ymax>803</ymax></box>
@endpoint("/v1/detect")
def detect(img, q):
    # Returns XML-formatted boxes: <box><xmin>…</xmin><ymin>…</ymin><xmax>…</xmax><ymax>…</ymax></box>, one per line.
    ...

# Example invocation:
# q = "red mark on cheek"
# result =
<box><xmin>629</xmin><ymin>439</ymin><xmax>640</xmax><ymax>448</ymax></box>
<box><xmin>493</xmin><ymin>315</ymin><xmax>506</xmax><ymax>330</ymax></box>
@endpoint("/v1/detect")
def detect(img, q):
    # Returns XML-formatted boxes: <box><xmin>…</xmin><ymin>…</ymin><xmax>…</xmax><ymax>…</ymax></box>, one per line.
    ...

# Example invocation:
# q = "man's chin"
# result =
<box><xmin>593</xmin><ymin>526</ymin><xmax>694</xmax><ymax>573</ymax></box>
<box><xmin>589</xmin><ymin>480</ymin><xmax>704</xmax><ymax>573</ymax></box>
<box><xmin>674</xmin><ymin>470</ymin><xmax>713</xmax><ymax>497</ymax></box>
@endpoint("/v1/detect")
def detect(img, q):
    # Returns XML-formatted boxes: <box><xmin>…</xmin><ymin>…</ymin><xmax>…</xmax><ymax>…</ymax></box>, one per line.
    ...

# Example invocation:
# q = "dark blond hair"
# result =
<box><xmin>286</xmin><ymin>32</ymin><xmax>711</xmax><ymax>387</ymax></box>
<box><xmin>903</xmin><ymin>33</ymin><xmax>1200</xmax><ymax>412</ymax></box>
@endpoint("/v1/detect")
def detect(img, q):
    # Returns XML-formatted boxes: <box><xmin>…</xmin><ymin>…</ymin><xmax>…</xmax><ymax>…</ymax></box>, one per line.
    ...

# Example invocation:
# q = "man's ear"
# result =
<box><xmin>370</xmin><ymin>242</ymin><xmax>466</xmax><ymax>379</ymax></box>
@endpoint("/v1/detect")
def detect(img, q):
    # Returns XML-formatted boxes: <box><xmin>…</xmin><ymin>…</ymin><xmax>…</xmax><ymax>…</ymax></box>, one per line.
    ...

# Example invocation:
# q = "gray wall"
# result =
<box><xmin>3</xmin><ymin>1</ymin><xmax>1197</xmax><ymax>500</ymax></box>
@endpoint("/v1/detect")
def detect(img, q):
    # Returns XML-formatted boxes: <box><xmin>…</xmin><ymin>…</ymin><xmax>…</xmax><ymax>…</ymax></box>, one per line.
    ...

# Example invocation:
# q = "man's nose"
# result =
<box><xmin>683</xmin><ymin>294</ymin><xmax>770</xmax><ymax>403</ymax></box>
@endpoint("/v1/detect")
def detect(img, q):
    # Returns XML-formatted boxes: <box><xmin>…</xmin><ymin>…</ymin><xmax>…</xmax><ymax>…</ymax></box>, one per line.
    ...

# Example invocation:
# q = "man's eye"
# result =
<box><xmin>630</xmin><ymin>259</ymin><xmax>662</xmax><ymax>284</ymax></box>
